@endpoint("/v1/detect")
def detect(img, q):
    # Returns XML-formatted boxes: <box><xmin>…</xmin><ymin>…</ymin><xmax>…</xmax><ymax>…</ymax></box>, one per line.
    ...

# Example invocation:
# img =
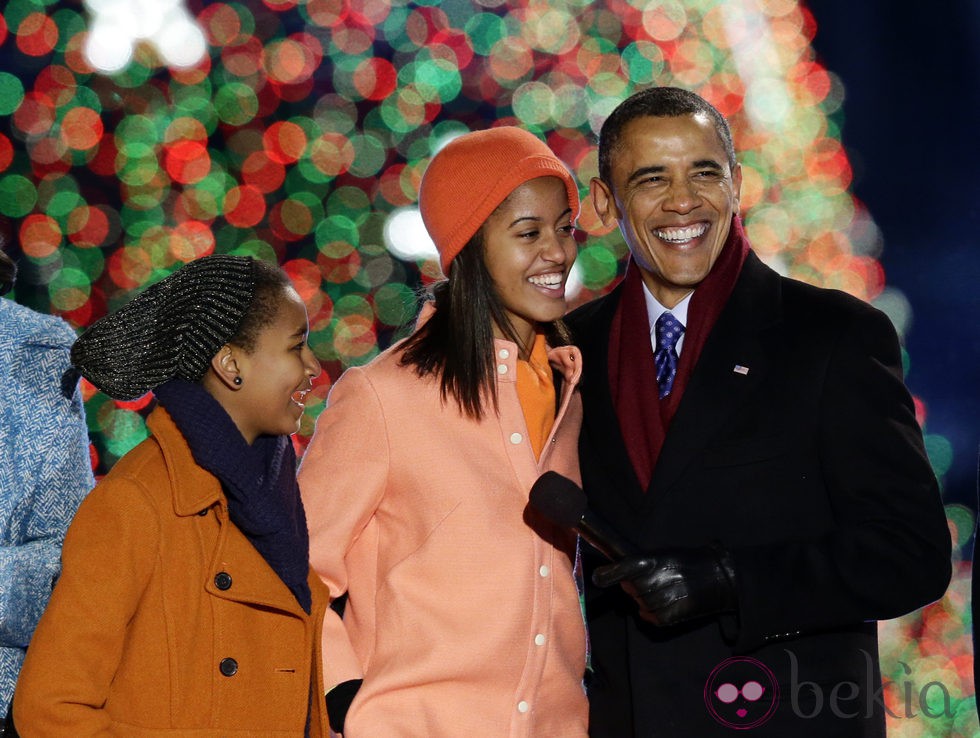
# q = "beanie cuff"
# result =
<box><xmin>418</xmin><ymin>127</ymin><xmax>581</xmax><ymax>276</ymax></box>
<box><xmin>437</xmin><ymin>156</ymin><xmax>579</xmax><ymax>274</ymax></box>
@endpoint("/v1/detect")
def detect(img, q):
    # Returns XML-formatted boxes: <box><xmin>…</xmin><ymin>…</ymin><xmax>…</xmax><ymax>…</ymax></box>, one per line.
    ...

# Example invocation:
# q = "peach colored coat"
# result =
<box><xmin>13</xmin><ymin>408</ymin><xmax>330</xmax><ymax>737</ymax></box>
<box><xmin>299</xmin><ymin>337</ymin><xmax>588</xmax><ymax>737</ymax></box>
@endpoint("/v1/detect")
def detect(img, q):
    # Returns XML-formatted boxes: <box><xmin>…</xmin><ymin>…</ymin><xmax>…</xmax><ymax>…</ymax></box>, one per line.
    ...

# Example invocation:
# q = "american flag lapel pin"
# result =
<box><xmin>733</xmin><ymin>364</ymin><xmax>750</xmax><ymax>375</ymax></box>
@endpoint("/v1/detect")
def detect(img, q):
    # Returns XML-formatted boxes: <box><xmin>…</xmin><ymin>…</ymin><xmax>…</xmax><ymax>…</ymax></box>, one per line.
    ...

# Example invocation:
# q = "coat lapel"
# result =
<box><xmin>206</xmin><ymin>516</ymin><xmax>310</xmax><ymax>617</ymax></box>
<box><xmin>570</xmin><ymin>285</ymin><xmax>649</xmax><ymax>509</ymax></box>
<box><xmin>150</xmin><ymin>408</ymin><xmax>309</xmax><ymax>618</ymax></box>
<box><xmin>649</xmin><ymin>253</ymin><xmax>783</xmax><ymax>498</ymax></box>
<box><xmin>539</xmin><ymin>344</ymin><xmax>583</xmax><ymax>468</ymax></box>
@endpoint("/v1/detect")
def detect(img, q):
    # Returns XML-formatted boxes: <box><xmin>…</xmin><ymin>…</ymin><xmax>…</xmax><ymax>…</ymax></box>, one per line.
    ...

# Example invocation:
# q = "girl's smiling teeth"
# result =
<box><xmin>654</xmin><ymin>223</ymin><xmax>709</xmax><ymax>244</ymax></box>
<box><xmin>527</xmin><ymin>272</ymin><xmax>564</xmax><ymax>289</ymax></box>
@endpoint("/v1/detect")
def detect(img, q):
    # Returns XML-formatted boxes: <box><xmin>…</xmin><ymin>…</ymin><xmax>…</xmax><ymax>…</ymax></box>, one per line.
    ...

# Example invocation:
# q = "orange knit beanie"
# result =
<box><xmin>418</xmin><ymin>127</ymin><xmax>580</xmax><ymax>275</ymax></box>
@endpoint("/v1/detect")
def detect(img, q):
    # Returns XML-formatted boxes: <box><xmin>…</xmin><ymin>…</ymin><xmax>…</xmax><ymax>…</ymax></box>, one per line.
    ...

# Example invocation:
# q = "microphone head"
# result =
<box><xmin>529</xmin><ymin>471</ymin><xmax>587</xmax><ymax>529</ymax></box>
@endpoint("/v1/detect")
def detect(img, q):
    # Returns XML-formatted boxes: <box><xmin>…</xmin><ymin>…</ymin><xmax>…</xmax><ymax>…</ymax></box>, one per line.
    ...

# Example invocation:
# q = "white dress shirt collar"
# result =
<box><xmin>642</xmin><ymin>284</ymin><xmax>693</xmax><ymax>355</ymax></box>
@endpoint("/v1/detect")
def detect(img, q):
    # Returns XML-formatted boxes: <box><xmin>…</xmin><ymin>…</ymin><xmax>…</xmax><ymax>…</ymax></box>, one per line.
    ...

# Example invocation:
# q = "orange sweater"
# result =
<box><xmin>516</xmin><ymin>333</ymin><xmax>556</xmax><ymax>460</ymax></box>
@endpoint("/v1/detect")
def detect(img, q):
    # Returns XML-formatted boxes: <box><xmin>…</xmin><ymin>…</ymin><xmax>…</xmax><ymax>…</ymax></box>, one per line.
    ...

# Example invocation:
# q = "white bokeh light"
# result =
<box><xmin>83</xmin><ymin>0</ymin><xmax>207</xmax><ymax>73</ymax></box>
<box><xmin>384</xmin><ymin>207</ymin><xmax>439</xmax><ymax>264</ymax></box>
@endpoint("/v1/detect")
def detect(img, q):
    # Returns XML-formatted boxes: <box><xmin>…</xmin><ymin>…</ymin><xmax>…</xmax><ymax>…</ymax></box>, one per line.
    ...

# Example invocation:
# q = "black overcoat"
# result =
<box><xmin>567</xmin><ymin>251</ymin><xmax>952</xmax><ymax>737</ymax></box>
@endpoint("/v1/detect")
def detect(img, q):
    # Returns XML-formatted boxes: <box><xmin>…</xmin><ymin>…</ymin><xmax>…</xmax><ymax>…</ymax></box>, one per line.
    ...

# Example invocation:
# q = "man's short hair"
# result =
<box><xmin>597</xmin><ymin>86</ymin><xmax>737</xmax><ymax>184</ymax></box>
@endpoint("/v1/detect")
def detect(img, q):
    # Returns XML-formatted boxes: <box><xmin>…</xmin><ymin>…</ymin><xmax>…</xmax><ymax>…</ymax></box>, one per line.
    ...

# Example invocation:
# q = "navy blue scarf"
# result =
<box><xmin>154</xmin><ymin>379</ymin><xmax>312</xmax><ymax>613</ymax></box>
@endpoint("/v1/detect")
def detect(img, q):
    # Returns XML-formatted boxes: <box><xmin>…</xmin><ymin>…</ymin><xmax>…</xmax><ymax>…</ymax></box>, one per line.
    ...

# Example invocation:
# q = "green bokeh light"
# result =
<box><xmin>0</xmin><ymin>174</ymin><xmax>38</xmax><ymax>217</ymax></box>
<box><xmin>0</xmin><ymin>73</ymin><xmax>25</xmax><ymax>116</ymax></box>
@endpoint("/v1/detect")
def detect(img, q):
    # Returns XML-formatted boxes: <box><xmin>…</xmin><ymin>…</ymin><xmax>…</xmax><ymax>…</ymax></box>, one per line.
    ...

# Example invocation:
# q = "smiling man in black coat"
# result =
<box><xmin>566</xmin><ymin>86</ymin><xmax>951</xmax><ymax>737</ymax></box>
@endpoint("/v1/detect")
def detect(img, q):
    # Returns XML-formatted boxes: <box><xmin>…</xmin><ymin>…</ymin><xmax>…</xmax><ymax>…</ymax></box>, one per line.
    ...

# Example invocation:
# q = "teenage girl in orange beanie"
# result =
<box><xmin>299</xmin><ymin>127</ymin><xmax>588</xmax><ymax>737</ymax></box>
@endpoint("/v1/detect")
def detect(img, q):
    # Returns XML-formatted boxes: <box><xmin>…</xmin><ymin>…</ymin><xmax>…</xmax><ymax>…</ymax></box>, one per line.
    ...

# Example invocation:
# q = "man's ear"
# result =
<box><xmin>730</xmin><ymin>162</ymin><xmax>743</xmax><ymax>214</ymax></box>
<box><xmin>211</xmin><ymin>345</ymin><xmax>242</xmax><ymax>390</ymax></box>
<box><xmin>590</xmin><ymin>177</ymin><xmax>620</xmax><ymax>227</ymax></box>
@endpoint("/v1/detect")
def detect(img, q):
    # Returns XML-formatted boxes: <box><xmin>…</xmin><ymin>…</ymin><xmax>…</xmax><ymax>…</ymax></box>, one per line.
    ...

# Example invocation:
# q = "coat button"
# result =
<box><xmin>197</xmin><ymin>508</ymin><xmax>209</xmax><ymax>516</ymax></box>
<box><xmin>214</xmin><ymin>572</ymin><xmax>232</xmax><ymax>590</ymax></box>
<box><xmin>219</xmin><ymin>657</ymin><xmax>238</xmax><ymax>677</ymax></box>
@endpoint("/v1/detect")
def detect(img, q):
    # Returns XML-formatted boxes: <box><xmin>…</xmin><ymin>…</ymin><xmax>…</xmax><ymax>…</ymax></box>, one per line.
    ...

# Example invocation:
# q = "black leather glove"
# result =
<box><xmin>325</xmin><ymin>678</ymin><xmax>363</xmax><ymax>735</ymax></box>
<box><xmin>593</xmin><ymin>544</ymin><xmax>737</xmax><ymax>627</ymax></box>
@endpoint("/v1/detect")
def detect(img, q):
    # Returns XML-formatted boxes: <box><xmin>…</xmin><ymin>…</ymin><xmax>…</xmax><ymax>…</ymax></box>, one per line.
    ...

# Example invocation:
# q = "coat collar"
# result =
<box><xmin>146</xmin><ymin>405</ymin><xmax>224</xmax><ymax>516</ymax></box>
<box><xmin>417</xmin><ymin>301</ymin><xmax>584</xmax><ymax>390</ymax></box>
<box><xmin>569</xmin><ymin>253</ymin><xmax>784</xmax><ymax>507</ymax></box>
<box><xmin>490</xmin><ymin>336</ymin><xmax>583</xmax><ymax>390</ymax></box>
<box><xmin>547</xmin><ymin>344</ymin><xmax>583</xmax><ymax>388</ymax></box>
<box><xmin>147</xmin><ymin>404</ymin><xmax>318</xmax><ymax>616</ymax></box>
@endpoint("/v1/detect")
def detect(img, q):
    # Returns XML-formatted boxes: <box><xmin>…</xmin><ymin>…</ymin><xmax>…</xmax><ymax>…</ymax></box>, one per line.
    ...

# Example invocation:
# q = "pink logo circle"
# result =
<box><xmin>704</xmin><ymin>656</ymin><xmax>780</xmax><ymax>730</ymax></box>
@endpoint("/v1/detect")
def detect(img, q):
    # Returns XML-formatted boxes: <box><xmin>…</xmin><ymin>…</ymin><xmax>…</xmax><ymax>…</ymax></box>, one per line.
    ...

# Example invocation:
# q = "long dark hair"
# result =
<box><xmin>399</xmin><ymin>229</ymin><xmax>571</xmax><ymax>420</ymax></box>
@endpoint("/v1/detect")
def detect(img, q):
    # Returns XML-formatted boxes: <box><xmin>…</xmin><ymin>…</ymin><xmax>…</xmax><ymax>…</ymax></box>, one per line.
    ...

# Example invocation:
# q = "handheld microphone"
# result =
<box><xmin>529</xmin><ymin>471</ymin><xmax>638</xmax><ymax>561</ymax></box>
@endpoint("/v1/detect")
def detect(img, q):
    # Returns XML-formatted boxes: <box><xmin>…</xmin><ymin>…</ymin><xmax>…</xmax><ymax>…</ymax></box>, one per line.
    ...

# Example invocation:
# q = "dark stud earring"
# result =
<box><xmin>233</xmin><ymin>376</ymin><xmax>242</xmax><ymax>386</ymax></box>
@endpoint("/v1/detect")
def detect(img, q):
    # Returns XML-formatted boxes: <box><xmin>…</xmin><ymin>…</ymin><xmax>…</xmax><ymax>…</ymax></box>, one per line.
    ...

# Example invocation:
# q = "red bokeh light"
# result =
<box><xmin>223</xmin><ymin>184</ymin><xmax>266</xmax><ymax>227</ymax></box>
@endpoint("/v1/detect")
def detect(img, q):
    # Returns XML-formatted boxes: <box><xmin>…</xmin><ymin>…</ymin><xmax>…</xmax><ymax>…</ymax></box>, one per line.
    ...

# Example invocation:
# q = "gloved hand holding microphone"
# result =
<box><xmin>529</xmin><ymin>471</ymin><xmax>738</xmax><ymax>627</ymax></box>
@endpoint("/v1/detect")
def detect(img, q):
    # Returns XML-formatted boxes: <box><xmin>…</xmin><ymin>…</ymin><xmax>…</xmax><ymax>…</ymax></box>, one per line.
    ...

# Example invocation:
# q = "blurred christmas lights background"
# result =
<box><xmin>1</xmin><ymin>0</ymin><xmax>977</xmax><ymax>734</ymax></box>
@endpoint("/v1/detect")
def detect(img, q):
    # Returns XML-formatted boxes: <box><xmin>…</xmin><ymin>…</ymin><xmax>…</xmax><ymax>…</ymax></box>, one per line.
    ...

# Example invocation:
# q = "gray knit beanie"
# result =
<box><xmin>71</xmin><ymin>254</ymin><xmax>256</xmax><ymax>400</ymax></box>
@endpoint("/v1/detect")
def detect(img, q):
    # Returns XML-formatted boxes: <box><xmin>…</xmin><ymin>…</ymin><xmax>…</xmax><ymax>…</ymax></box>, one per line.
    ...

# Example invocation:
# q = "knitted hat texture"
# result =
<box><xmin>419</xmin><ymin>127</ymin><xmax>580</xmax><ymax>274</ymax></box>
<box><xmin>71</xmin><ymin>254</ymin><xmax>255</xmax><ymax>399</ymax></box>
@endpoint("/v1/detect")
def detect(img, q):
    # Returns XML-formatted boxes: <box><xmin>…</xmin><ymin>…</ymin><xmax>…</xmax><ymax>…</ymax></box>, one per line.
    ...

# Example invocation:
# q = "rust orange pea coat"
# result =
<box><xmin>13</xmin><ymin>407</ymin><xmax>330</xmax><ymax>737</ymax></box>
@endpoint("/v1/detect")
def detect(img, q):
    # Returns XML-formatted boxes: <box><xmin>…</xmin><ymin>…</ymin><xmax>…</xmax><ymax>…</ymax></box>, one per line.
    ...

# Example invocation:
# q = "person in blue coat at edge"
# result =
<box><xmin>0</xmin><ymin>215</ymin><xmax>94</xmax><ymax>732</ymax></box>
<box><xmin>564</xmin><ymin>86</ymin><xmax>952</xmax><ymax>737</ymax></box>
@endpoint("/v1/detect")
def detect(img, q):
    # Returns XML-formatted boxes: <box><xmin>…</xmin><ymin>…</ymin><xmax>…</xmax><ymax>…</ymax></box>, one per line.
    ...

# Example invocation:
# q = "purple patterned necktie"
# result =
<box><xmin>654</xmin><ymin>311</ymin><xmax>684</xmax><ymax>399</ymax></box>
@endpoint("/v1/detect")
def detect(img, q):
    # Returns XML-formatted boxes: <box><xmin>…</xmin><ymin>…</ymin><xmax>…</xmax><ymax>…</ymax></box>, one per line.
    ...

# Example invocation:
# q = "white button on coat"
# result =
<box><xmin>539</xmin><ymin>565</ymin><xmax>550</xmax><ymax>577</ymax></box>
<box><xmin>498</xmin><ymin>348</ymin><xmax>510</xmax><ymax>359</ymax></box>
<box><xmin>509</xmin><ymin>432</ymin><xmax>523</xmax><ymax>444</ymax></box>
<box><xmin>518</xmin><ymin>701</ymin><xmax>530</xmax><ymax>713</ymax></box>
<box><xmin>534</xmin><ymin>634</ymin><xmax>546</xmax><ymax>646</ymax></box>
<box><xmin>497</xmin><ymin>364</ymin><xmax>508</xmax><ymax>374</ymax></box>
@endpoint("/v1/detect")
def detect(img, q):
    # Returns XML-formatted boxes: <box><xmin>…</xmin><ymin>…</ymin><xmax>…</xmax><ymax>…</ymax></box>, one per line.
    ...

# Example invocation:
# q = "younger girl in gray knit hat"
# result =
<box><xmin>11</xmin><ymin>254</ymin><xmax>330</xmax><ymax>737</ymax></box>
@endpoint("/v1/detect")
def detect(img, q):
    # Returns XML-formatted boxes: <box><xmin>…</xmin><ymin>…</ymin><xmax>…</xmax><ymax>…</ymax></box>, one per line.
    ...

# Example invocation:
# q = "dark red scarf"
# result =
<box><xmin>608</xmin><ymin>216</ymin><xmax>750</xmax><ymax>490</ymax></box>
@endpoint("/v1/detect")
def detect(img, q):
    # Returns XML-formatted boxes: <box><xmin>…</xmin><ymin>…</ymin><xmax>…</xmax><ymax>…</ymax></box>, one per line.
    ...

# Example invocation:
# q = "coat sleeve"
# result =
<box><xmin>0</xmin><ymin>339</ymin><xmax>94</xmax><ymax>652</ymax></box>
<box><xmin>12</xmin><ymin>473</ymin><xmax>159</xmax><ymax>736</ymax></box>
<box><xmin>731</xmin><ymin>305</ymin><xmax>952</xmax><ymax>651</ymax></box>
<box><xmin>298</xmin><ymin>367</ymin><xmax>389</xmax><ymax>692</ymax></box>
